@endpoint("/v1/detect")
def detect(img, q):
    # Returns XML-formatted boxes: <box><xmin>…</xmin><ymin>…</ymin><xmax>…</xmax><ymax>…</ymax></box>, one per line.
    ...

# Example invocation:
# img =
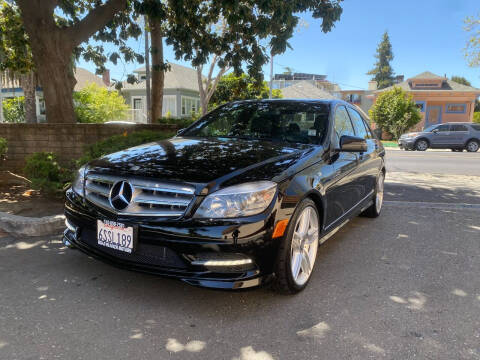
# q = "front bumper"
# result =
<box><xmin>63</xmin><ymin>190</ymin><xmax>281</xmax><ymax>290</ymax></box>
<box><xmin>398</xmin><ymin>138</ymin><xmax>415</xmax><ymax>149</ymax></box>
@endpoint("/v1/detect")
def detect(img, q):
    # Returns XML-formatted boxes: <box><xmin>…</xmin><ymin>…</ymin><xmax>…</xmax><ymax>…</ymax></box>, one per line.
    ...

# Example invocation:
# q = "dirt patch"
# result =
<box><xmin>0</xmin><ymin>184</ymin><xmax>64</xmax><ymax>217</ymax></box>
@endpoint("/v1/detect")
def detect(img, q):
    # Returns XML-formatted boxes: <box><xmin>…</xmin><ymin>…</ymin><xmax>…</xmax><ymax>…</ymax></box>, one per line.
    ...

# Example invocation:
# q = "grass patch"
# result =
<box><xmin>381</xmin><ymin>140</ymin><xmax>398</xmax><ymax>148</ymax></box>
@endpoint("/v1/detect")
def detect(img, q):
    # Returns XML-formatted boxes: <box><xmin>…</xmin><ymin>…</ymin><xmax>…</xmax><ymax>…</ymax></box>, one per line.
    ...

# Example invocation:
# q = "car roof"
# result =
<box><xmin>230</xmin><ymin>98</ymin><xmax>348</xmax><ymax>107</ymax></box>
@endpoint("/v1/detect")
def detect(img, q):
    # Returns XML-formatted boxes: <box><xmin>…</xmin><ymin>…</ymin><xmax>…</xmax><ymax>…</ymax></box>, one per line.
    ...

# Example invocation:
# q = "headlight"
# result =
<box><xmin>72</xmin><ymin>166</ymin><xmax>86</xmax><ymax>197</ymax></box>
<box><xmin>194</xmin><ymin>181</ymin><xmax>277</xmax><ymax>218</ymax></box>
<box><xmin>405</xmin><ymin>132</ymin><xmax>419</xmax><ymax>138</ymax></box>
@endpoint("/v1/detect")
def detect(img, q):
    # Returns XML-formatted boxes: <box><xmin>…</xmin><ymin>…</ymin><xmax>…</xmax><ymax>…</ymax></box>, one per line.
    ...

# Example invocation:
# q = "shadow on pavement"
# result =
<box><xmin>1</xmin><ymin>201</ymin><xmax>480</xmax><ymax>359</ymax></box>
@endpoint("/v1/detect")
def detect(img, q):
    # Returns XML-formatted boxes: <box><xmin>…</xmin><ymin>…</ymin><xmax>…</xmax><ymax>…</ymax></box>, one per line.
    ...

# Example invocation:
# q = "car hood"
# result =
<box><xmin>88</xmin><ymin>137</ymin><xmax>320</xmax><ymax>193</ymax></box>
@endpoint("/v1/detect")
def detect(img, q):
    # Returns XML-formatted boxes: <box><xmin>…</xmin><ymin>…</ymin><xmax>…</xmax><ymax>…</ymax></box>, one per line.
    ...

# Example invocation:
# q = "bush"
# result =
<box><xmin>369</xmin><ymin>87</ymin><xmax>421</xmax><ymax>140</ymax></box>
<box><xmin>2</xmin><ymin>97</ymin><xmax>25</xmax><ymax>123</ymax></box>
<box><xmin>0</xmin><ymin>137</ymin><xmax>7</xmax><ymax>159</ymax></box>
<box><xmin>74</xmin><ymin>82</ymin><xmax>129</xmax><ymax>123</ymax></box>
<box><xmin>77</xmin><ymin>129</ymin><xmax>174</xmax><ymax>166</ymax></box>
<box><xmin>23</xmin><ymin>152</ymin><xmax>72</xmax><ymax>194</ymax></box>
<box><xmin>474</xmin><ymin>112</ymin><xmax>480</xmax><ymax>124</ymax></box>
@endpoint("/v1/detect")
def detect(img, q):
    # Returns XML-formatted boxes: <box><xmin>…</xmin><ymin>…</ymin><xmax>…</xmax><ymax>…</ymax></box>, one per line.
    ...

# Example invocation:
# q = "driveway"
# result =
<box><xmin>1</xmin><ymin>151</ymin><xmax>479</xmax><ymax>360</ymax></box>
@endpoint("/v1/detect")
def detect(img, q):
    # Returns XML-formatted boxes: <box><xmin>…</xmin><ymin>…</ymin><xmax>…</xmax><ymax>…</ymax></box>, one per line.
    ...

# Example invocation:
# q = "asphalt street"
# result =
<box><xmin>1</xmin><ymin>150</ymin><xmax>479</xmax><ymax>360</ymax></box>
<box><xmin>385</xmin><ymin>148</ymin><xmax>480</xmax><ymax>176</ymax></box>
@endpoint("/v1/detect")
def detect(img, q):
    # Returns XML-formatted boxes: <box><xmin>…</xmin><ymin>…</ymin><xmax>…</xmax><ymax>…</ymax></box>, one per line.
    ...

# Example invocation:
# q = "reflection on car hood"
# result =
<box><xmin>88</xmin><ymin>137</ymin><xmax>320</xmax><ymax>191</ymax></box>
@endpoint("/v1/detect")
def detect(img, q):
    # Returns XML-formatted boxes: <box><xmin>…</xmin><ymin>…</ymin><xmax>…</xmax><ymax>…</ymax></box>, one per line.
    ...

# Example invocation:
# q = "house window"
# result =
<box><xmin>415</xmin><ymin>101</ymin><xmax>426</xmax><ymax>112</ymax></box>
<box><xmin>162</xmin><ymin>95</ymin><xmax>177</xmax><ymax>117</ymax></box>
<box><xmin>181</xmin><ymin>96</ymin><xmax>200</xmax><ymax>116</ymax></box>
<box><xmin>445</xmin><ymin>104</ymin><xmax>466</xmax><ymax>114</ymax></box>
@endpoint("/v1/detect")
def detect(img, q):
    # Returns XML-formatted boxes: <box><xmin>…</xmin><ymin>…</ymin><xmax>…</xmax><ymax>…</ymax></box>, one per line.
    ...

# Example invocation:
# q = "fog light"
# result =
<box><xmin>191</xmin><ymin>253</ymin><xmax>255</xmax><ymax>273</ymax></box>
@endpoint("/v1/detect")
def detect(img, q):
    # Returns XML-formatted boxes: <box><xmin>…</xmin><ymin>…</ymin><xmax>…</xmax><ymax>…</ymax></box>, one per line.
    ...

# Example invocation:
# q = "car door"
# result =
<box><xmin>347</xmin><ymin>106</ymin><xmax>380</xmax><ymax>199</ymax></box>
<box><xmin>450</xmin><ymin>124</ymin><xmax>469</xmax><ymax>147</ymax></box>
<box><xmin>430</xmin><ymin>124</ymin><xmax>451</xmax><ymax>147</ymax></box>
<box><xmin>325</xmin><ymin>105</ymin><xmax>361</xmax><ymax>227</ymax></box>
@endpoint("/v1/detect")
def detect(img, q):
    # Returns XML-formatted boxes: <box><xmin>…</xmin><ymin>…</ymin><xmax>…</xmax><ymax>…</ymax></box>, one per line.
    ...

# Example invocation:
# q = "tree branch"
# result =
<box><xmin>68</xmin><ymin>0</ymin><xmax>127</xmax><ymax>46</ymax></box>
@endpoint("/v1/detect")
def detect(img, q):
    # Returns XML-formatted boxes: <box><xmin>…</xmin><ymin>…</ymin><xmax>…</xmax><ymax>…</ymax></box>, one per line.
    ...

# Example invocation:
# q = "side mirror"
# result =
<box><xmin>339</xmin><ymin>135</ymin><xmax>367</xmax><ymax>152</ymax></box>
<box><xmin>176</xmin><ymin>128</ymin><xmax>186</xmax><ymax>136</ymax></box>
<box><xmin>432</xmin><ymin>128</ymin><xmax>438</xmax><ymax>133</ymax></box>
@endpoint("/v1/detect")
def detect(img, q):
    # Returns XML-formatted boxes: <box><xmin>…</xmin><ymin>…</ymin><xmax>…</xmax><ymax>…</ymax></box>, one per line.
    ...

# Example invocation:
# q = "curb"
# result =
<box><xmin>0</xmin><ymin>212</ymin><xmax>65</xmax><ymax>238</ymax></box>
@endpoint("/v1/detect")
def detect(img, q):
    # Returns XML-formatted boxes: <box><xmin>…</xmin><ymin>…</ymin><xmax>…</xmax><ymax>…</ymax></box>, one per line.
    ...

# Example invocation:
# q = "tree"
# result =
<box><xmin>0</xmin><ymin>1</ymin><xmax>37</xmax><ymax>123</ymax></box>
<box><xmin>451</xmin><ymin>75</ymin><xmax>472</xmax><ymax>86</ymax></box>
<box><xmin>2</xmin><ymin>96</ymin><xmax>25</xmax><ymax>122</ymax></box>
<box><xmin>73</xmin><ymin>82</ymin><xmax>128</xmax><ymax>123</ymax></box>
<box><xmin>209</xmin><ymin>72</ymin><xmax>282</xmax><ymax>109</ymax></box>
<box><xmin>15</xmin><ymin>0</ymin><xmax>143</xmax><ymax>124</ymax></box>
<box><xmin>369</xmin><ymin>87</ymin><xmax>421</xmax><ymax>140</ymax></box>
<box><xmin>464</xmin><ymin>14</ymin><xmax>480</xmax><ymax>67</ymax></box>
<box><xmin>165</xmin><ymin>1</ymin><xmax>343</xmax><ymax>114</ymax></box>
<box><xmin>367</xmin><ymin>31</ymin><xmax>395</xmax><ymax>89</ymax></box>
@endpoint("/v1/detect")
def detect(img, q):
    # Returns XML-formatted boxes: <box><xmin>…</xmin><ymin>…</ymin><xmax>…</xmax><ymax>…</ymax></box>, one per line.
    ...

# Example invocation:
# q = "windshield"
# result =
<box><xmin>182</xmin><ymin>101</ymin><xmax>330</xmax><ymax>145</ymax></box>
<box><xmin>423</xmin><ymin>124</ymin><xmax>437</xmax><ymax>132</ymax></box>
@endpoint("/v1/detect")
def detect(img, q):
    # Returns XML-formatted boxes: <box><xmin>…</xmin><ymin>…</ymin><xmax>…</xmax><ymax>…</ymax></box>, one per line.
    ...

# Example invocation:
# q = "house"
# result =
<box><xmin>120</xmin><ymin>63</ymin><xmax>200</xmax><ymax>122</ymax></box>
<box><xmin>375</xmin><ymin>71</ymin><xmax>480</xmax><ymax>130</ymax></box>
<box><xmin>0</xmin><ymin>67</ymin><xmax>109</xmax><ymax>122</ymax></box>
<box><xmin>280</xmin><ymin>81</ymin><xmax>337</xmax><ymax>99</ymax></box>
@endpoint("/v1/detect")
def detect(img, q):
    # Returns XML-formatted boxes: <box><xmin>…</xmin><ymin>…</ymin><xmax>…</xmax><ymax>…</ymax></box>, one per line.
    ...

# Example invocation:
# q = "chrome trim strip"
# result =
<box><xmin>191</xmin><ymin>259</ymin><xmax>253</xmax><ymax>266</ymax></box>
<box><xmin>134</xmin><ymin>185</ymin><xmax>195</xmax><ymax>195</ymax></box>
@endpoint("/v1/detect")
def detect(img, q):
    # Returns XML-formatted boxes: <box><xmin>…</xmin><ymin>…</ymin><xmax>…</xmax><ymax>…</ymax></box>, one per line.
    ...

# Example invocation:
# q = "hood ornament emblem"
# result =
<box><xmin>109</xmin><ymin>181</ymin><xmax>134</xmax><ymax>211</ymax></box>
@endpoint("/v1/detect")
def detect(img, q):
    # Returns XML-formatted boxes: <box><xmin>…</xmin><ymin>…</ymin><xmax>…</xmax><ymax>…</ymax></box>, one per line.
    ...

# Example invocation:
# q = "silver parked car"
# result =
<box><xmin>398</xmin><ymin>122</ymin><xmax>480</xmax><ymax>152</ymax></box>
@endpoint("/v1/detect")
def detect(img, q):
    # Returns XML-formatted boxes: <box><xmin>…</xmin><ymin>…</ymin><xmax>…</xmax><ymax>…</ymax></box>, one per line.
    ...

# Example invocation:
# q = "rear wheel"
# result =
<box><xmin>415</xmin><ymin>139</ymin><xmax>428</xmax><ymax>151</ymax></box>
<box><xmin>274</xmin><ymin>199</ymin><xmax>319</xmax><ymax>294</ymax></box>
<box><xmin>466</xmin><ymin>140</ymin><xmax>479</xmax><ymax>152</ymax></box>
<box><xmin>362</xmin><ymin>171</ymin><xmax>385</xmax><ymax>218</ymax></box>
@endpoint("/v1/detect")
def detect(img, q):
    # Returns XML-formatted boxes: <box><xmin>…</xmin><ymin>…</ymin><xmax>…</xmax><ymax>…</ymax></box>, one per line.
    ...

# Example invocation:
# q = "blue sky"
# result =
<box><xmin>78</xmin><ymin>0</ymin><xmax>480</xmax><ymax>90</ymax></box>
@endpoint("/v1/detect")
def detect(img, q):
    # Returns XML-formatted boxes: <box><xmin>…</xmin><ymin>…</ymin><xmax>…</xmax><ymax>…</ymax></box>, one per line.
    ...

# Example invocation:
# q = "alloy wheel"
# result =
<box><xmin>376</xmin><ymin>172</ymin><xmax>385</xmax><ymax>213</ymax></box>
<box><xmin>467</xmin><ymin>140</ymin><xmax>479</xmax><ymax>152</ymax></box>
<box><xmin>290</xmin><ymin>206</ymin><xmax>319</xmax><ymax>286</ymax></box>
<box><xmin>416</xmin><ymin>140</ymin><xmax>428</xmax><ymax>151</ymax></box>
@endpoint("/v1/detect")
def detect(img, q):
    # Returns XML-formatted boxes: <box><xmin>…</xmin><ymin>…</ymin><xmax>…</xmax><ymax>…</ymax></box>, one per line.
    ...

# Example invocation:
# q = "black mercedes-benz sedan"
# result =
<box><xmin>64</xmin><ymin>99</ymin><xmax>385</xmax><ymax>293</ymax></box>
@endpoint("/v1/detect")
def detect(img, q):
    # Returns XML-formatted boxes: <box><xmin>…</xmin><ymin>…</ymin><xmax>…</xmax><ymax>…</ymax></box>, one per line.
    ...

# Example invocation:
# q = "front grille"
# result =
<box><xmin>85</xmin><ymin>172</ymin><xmax>195</xmax><ymax>217</ymax></box>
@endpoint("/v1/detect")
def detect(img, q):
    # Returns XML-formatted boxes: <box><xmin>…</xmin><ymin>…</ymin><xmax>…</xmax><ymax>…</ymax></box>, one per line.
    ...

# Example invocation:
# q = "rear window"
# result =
<box><xmin>471</xmin><ymin>124</ymin><xmax>480</xmax><ymax>131</ymax></box>
<box><xmin>451</xmin><ymin>124</ymin><xmax>468</xmax><ymax>131</ymax></box>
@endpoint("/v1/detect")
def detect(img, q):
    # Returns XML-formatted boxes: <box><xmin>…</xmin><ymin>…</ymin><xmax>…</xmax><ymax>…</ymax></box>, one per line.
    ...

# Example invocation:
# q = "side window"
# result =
<box><xmin>347</xmin><ymin>107</ymin><xmax>368</xmax><ymax>139</ymax></box>
<box><xmin>436</xmin><ymin>124</ymin><xmax>450</xmax><ymax>132</ymax></box>
<box><xmin>334</xmin><ymin>106</ymin><xmax>355</xmax><ymax>146</ymax></box>
<box><xmin>451</xmin><ymin>124</ymin><xmax>468</xmax><ymax>132</ymax></box>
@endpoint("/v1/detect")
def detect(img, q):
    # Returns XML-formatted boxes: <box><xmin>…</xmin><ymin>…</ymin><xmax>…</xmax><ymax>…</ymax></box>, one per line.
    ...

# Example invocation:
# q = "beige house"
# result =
<box><xmin>375</xmin><ymin>71</ymin><xmax>480</xmax><ymax>130</ymax></box>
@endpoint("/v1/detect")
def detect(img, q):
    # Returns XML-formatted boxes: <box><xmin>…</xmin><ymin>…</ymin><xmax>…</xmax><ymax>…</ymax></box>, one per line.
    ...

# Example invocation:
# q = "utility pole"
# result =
<box><xmin>269</xmin><ymin>51</ymin><xmax>274</xmax><ymax>99</ymax></box>
<box><xmin>144</xmin><ymin>16</ymin><xmax>151</xmax><ymax>123</ymax></box>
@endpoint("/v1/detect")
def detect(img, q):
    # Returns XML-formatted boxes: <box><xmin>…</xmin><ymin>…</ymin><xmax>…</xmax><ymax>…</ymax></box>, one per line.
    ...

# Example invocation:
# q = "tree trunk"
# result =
<box><xmin>17</xmin><ymin>0</ymin><xmax>127</xmax><ymax>124</ymax></box>
<box><xmin>20</xmin><ymin>72</ymin><xmax>37</xmax><ymax>123</ymax></box>
<box><xmin>149</xmin><ymin>17</ymin><xmax>164</xmax><ymax>122</ymax></box>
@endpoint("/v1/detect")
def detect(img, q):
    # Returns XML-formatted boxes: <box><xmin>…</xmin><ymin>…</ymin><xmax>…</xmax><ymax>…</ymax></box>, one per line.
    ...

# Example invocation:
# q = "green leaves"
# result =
<box><xmin>209</xmin><ymin>72</ymin><xmax>282</xmax><ymax>109</ymax></box>
<box><xmin>73</xmin><ymin>82</ymin><xmax>129</xmax><ymax>123</ymax></box>
<box><xmin>369</xmin><ymin>87</ymin><xmax>421</xmax><ymax>140</ymax></box>
<box><xmin>367</xmin><ymin>31</ymin><xmax>395</xmax><ymax>90</ymax></box>
<box><xmin>464</xmin><ymin>14</ymin><xmax>480</xmax><ymax>67</ymax></box>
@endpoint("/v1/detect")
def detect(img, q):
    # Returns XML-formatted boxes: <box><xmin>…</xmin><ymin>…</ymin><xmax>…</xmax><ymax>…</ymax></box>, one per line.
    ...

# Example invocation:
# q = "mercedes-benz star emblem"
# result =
<box><xmin>109</xmin><ymin>181</ymin><xmax>134</xmax><ymax>211</ymax></box>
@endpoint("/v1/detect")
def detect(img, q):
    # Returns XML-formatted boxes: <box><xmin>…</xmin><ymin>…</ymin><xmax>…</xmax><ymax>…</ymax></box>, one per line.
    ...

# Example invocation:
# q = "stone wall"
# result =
<box><xmin>0</xmin><ymin>123</ymin><xmax>178</xmax><ymax>172</ymax></box>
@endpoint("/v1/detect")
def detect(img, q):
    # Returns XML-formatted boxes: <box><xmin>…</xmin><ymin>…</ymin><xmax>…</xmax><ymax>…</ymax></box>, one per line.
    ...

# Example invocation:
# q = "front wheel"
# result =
<box><xmin>415</xmin><ymin>139</ymin><xmax>428</xmax><ymax>151</ymax></box>
<box><xmin>274</xmin><ymin>199</ymin><xmax>319</xmax><ymax>294</ymax></box>
<box><xmin>362</xmin><ymin>171</ymin><xmax>385</xmax><ymax>218</ymax></box>
<box><xmin>466</xmin><ymin>140</ymin><xmax>479</xmax><ymax>152</ymax></box>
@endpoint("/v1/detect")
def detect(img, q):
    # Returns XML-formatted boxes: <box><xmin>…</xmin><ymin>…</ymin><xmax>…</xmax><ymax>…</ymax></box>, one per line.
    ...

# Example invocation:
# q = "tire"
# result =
<box><xmin>273</xmin><ymin>198</ymin><xmax>320</xmax><ymax>294</ymax></box>
<box><xmin>466</xmin><ymin>139</ymin><xmax>479</xmax><ymax>153</ymax></box>
<box><xmin>415</xmin><ymin>139</ymin><xmax>429</xmax><ymax>151</ymax></box>
<box><xmin>361</xmin><ymin>171</ymin><xmax>385</xmax><ymax>218</ymax></box>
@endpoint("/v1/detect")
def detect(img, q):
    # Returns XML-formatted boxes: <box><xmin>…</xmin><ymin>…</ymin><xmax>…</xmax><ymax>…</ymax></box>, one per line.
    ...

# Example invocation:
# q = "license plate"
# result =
<box><xmin>97</xmin><ymin>220</ymin><xmax>134</xmax><ymax>254</ymax></box>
